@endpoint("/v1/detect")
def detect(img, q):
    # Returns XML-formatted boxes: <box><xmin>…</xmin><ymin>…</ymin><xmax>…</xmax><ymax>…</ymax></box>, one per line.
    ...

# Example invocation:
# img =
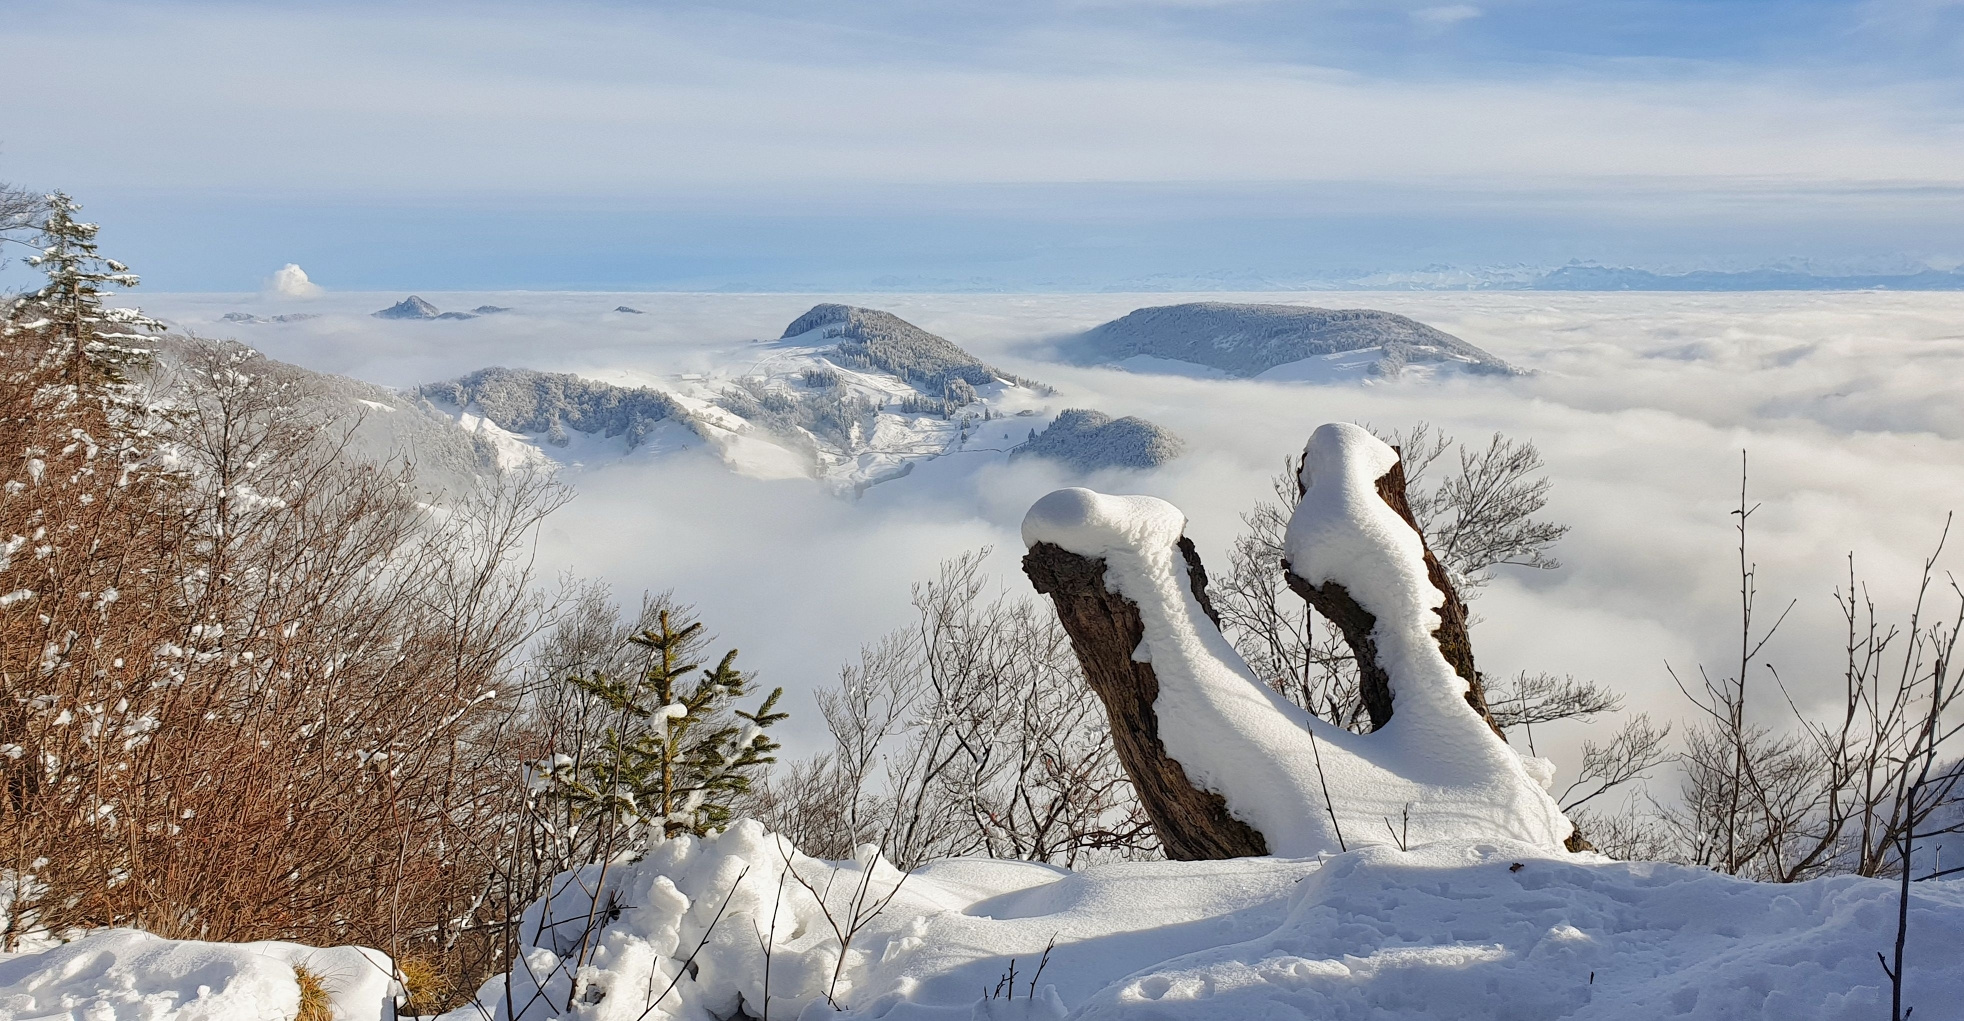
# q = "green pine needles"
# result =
<box><xmin>553</xmin><ymin>610</ymin><xmax>787</xmax><ymax>840</ymax></box>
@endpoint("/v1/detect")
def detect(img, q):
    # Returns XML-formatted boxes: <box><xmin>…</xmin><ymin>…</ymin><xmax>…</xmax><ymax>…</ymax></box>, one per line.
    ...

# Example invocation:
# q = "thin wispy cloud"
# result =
<box><xmin>1412</xmin><ymin>4</ymin><xmax>1483</xmax><ymax>29</ymax></box>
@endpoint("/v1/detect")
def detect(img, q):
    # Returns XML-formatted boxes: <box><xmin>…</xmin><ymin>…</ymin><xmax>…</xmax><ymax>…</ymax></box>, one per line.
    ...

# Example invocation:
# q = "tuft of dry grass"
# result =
<box><xmin>395</xmin><ymin>954</ymin><xmax>452</xmax><ymax>1014</ymax></box>
<box><xmin>294</xmin><ymin>966</ymin><xmax>333</xmax><ymax>1021</ymax></box>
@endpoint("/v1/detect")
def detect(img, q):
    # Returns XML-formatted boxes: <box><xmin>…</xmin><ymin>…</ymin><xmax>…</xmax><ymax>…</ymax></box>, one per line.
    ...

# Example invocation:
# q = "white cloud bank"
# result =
<box><xmin>147</xmin><ymin>289</ymin><xmax>1964</xmax><ymax>775</ymax></box>
<box><xmin>264</xmin><ymin>263</ymin><xmax>323</xmax><ymax>299</ymax></box>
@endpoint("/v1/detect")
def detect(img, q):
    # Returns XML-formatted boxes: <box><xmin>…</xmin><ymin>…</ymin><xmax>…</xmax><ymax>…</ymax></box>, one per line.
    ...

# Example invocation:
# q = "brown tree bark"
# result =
<box><xmin>1281</xmin><ymin>457</ymin><xmax>1505</xmax><ymax>738</ymax></box>
<box><xmin>1023</xmin><ymin>539</ymin><xmax>1270</xmax><ymax>860</ymax></box>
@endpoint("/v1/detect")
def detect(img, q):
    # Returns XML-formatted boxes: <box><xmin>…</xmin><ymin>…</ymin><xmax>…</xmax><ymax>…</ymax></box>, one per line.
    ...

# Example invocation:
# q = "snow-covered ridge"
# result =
<box><xmin>780</xmin><ymin>302</ymin><xmax>1037</xmax><ymax>396</ymax></box>
<box><xmin>1010</xmin><ymin>408</ymin><xmax>1184</xmax><ymax>472</ymax></box>
<box><xmin>416</xmin><ymin>367</ymin><xmax>686</xmax><ymax>450</ymax></box>
<box><xmin>1020</xmin><ymin>479</ymin><xmax>1571</xmax><ymax>857</ymax></box>
<box><xmin>1076</xmin><ymin>301</ymin><xmax>1519</xmax><ymax>380</ymax></box>
<box><xmin>410</xmin><ymin>305</ymin><xmax>1183</xmax><ymax>492</ymax></box>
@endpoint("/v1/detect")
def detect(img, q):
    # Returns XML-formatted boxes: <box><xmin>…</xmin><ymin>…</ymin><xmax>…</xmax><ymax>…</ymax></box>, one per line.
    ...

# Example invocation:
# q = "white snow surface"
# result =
<box><xmin>424</xmin><ymin>821</ymin><xmax>1964</xmax><ymax>1021</ymax></box>
<box><xmin>1019</xmin><ymin>476</ymin><xmax>1570</xmax><ymax>857</ymax></box>
<box><xmin>8</xmin><ymin>828</ymin><xmax>1964</xmax><ymax>1020</ymax></box>
<box><xmin>0</xmin><ymin>929</ymin><xmax>397</xmax><ymax>1021</ymax></box>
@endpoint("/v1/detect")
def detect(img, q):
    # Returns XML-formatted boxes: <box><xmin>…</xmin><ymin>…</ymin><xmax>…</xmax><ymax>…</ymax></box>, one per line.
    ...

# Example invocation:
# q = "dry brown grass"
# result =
<box><xmin>395</xmin><ymin>954</ymin><xmax>453</xmax><ymax>1014</ymax></box>
<box><xmin>293</xmin><ymin>966</ymin><xmax>333</xmax><ymax>1021</ymax></box>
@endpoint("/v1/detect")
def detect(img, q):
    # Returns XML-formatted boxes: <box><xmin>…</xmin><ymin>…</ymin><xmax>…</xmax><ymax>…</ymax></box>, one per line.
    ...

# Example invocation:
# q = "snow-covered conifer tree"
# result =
<box><xmin>551</xmin><ymin>610</ymin><xmax>787</xmax><ymax>839</ymax></box>
<box><xmin>3</xmin><ymin>192</ymin><xmax>160</xmax><ymax>386</ymax></box>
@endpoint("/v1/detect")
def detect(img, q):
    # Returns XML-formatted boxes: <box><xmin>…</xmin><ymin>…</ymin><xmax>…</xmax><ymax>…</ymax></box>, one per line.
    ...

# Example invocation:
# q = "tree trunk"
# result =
<box><xmin>1022</xmin><ymin>539</ymin><xmax>1270</xmax><ymax>860</ymax></box>
<box><xmin>1281</xmin><ymin>456</ymin><xmax>1505</xmax><ymax>738</ymax></box>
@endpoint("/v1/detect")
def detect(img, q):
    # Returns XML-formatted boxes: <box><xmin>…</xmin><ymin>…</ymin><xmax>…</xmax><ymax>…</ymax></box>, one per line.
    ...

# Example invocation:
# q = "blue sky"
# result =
<box><xmin>3</xmin><ymin>0</ymin><xmax>1962</xmax><ymax>290</ymax></box>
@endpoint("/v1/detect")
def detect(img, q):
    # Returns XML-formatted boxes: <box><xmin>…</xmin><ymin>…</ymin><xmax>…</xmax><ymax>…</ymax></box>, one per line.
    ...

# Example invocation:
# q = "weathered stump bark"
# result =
<box><xmin>1282</xmin><ymin>456</ymin><xmax>1505</xmax><ymax>738</ymax></box>
<box><xmin>1023</xmin><ymin>538</ymin><xmax>1270</xmax><ymax>860</ymax></box>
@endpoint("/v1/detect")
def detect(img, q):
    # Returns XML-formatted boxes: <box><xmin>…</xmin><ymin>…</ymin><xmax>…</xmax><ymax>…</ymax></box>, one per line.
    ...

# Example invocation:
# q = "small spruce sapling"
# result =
<box><xmin>553</xmin><ymin>610</ymin><xmax>787</xmax><ymax>839</ymax></box>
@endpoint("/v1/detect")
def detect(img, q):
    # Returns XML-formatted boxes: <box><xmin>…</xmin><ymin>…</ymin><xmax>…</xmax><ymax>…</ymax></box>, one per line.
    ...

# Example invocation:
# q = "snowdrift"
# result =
<box><xmin>0</xmin><ymin>929</ymin><xmax>397</xmax><ymax>1021</ymax></box>
<box><xmin>7</xmin><ymin>826</ymin><xmax>1962</xmax><ymax>1020</ymax></box>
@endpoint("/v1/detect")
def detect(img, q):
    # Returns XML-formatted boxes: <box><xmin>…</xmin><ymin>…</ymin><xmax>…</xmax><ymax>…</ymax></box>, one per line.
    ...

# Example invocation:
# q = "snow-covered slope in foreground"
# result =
<box><xmin>6</xmin><ymin>825</ymin><xmax>1962</xmax><ymax>1020</ymax></box>
<box><xmin>0</xmin><ymin>930</ymin><xmax>397</xmax><ymax>1021</ymax></box>
<box><xmin>415</xmin><ymin>821</ymin><xmax>1964</xmax><ymax>1021</ymax></box>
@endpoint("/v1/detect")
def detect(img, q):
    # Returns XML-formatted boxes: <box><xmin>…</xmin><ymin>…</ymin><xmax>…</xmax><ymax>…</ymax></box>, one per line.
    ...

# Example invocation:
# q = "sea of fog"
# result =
<box><xmin>141</xmin><ymin>290</ymin><xmax>1964</xmax><ymax>791</ymax></box>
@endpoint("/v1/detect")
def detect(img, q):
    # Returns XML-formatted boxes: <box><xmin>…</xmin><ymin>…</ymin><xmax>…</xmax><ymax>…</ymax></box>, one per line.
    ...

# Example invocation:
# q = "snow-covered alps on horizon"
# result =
<box><xmin>157</xmin><ymin>295</ymin><xmax>1540</xmax><ymax>494</ymax></box>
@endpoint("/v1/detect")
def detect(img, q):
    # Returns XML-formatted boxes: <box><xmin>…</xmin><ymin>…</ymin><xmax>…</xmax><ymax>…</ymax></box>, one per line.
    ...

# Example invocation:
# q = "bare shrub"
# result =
<box><xmin>0</xmin><ymin>315</ymin><xmax>566</xmax><ymax>999</ymax></box>
<box><xmin>748</xmin><ymin>551</ymin><xmax>1154</xmax><ymax>868</ymax></box>
<box><xmin>1660</xmin><ymin>471</ymin><xmax>1964</xmax><ymax>882</ymax></box>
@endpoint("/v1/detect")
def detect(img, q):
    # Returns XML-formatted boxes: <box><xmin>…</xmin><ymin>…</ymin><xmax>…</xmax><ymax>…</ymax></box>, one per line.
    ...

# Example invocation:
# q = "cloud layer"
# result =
<box><xmin>141</xmin><ymin>289</ymin><xmax>1964</xmax><ymax>775</ymax></box>
<box><xmin>8</xmin><ymin>3</ymin><xmax>1962</xmax><ymax>196</ymax></box>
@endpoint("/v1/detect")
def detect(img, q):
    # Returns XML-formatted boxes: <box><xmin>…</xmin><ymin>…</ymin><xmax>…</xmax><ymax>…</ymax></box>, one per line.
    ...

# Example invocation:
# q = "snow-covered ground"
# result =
<box><xmin>11</xmin><ymin>823</ymin><xmax>1958</xmax><ymax>1020</ymax></box>
<box><xmin>0</xmin><ymin>931</ymin><xmax>397</xmax><ymax>1021</ymax></box>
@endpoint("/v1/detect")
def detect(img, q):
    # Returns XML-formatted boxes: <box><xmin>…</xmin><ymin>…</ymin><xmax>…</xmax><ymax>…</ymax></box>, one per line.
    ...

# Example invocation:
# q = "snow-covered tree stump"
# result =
<box><xmin>1021</xmin><ymin>424</ymin><xmax>1574</xmax><ymax>860</ymax></box>
<box><xmin>1280</xmin><ymin>443</ymin><xmax>1505</xmax><ymax>737</ymax></box>
<box><xmin>1024</xmin><ymin>533</ymin><xmax>1271</xmax><ymax>860</ymax></box>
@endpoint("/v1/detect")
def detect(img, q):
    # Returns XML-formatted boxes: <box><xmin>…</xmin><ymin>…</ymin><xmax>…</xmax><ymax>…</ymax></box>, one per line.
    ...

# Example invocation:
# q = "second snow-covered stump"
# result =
<box><xmin>1021</xmin><ymin>423</ymin><xmax>1574</xmax><ymax>859</ymax></box>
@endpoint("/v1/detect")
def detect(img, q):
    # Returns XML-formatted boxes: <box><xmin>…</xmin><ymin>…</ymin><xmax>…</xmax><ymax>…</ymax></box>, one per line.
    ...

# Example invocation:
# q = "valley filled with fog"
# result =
<box><xmin>145</xmin><ymin>288</ymin><xmax>1964</xmax><ymax>782</ymax></box>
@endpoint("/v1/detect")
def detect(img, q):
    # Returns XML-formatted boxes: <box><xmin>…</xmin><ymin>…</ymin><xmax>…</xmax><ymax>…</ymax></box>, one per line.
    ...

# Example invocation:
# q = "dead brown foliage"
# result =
<box><xmin>0</xmin><ymin>323</ymin><xmax>568</xmax><ymax>1006</ymax></box>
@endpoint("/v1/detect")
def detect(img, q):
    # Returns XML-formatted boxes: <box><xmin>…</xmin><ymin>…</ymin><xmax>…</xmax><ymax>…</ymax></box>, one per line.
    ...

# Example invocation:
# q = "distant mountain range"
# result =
<box><xmin>411</xmin><ymin>303</ymin><xmax>1185</xmax><ymax>490</ymax></box>
<box><xmin>1073</xmin><ymin>302</ymin><xmax>1518</xmax><ymax>380</ymax></box>
<box><xmin>373</xmin><ymin>296</ymin><xmax>514</xmax><ymax>320</ymax></box>
<box><xmin>814</xmin><ymin>264</ymin><xmax>1964</xmax><ymax>293</ymax></box>
<box><xmin>1522</xmin><ymin>265</ymin><xmax>1964</xmax><ymax>292</ymax></box>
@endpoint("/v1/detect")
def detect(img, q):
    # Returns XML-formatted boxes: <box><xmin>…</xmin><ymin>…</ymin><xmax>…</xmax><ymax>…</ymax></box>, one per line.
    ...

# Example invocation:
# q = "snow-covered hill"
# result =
<box><xmin>1075</xmin><ymin>302</ymin><xmax>1519</xmax><ymax>381</ymax></box>
<box><xmin>411</xmin><ymin>304</ymin><xmax>1184</xmax><ymax>494</ymax></box>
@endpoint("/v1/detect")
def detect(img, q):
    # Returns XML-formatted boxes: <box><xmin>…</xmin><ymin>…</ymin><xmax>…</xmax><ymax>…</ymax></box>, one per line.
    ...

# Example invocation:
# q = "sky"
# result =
<box><xmin>5</xmin><ymin>0</ymin><xmax>1964</xmax><ymax>290</ymax></box>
